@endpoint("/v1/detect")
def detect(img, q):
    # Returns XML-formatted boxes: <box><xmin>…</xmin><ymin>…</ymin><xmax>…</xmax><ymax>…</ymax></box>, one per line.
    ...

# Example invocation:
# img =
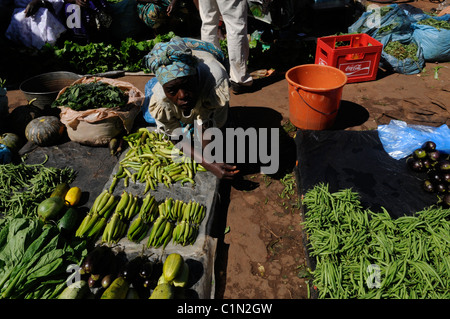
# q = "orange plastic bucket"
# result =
<box><xmin>286</xmin><ymin>64</ymin><xmax>347</xmax><ymax>130</ymax></box>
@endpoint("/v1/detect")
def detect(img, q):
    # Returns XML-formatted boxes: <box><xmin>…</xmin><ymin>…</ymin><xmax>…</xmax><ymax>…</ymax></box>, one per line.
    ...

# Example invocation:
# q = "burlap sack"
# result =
<box><xmin>57</xmin><ymin>77</ymin><xmax>145</xmax><ymax>146</ymax></box>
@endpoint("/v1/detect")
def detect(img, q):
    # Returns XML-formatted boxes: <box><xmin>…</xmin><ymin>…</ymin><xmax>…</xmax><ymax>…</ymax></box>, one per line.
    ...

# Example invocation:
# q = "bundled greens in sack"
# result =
<box><xmin>348</xmin><ymin>4</ymin><xmax>411</xmax><ymax>40</ymax></box>
<box><xmin>55</xmin><ymin>77</ymin><xmax>144</xmax><ymax>146</ymax></box>
<box><xmin>412</xmin><ymin>15</ymin><xmax>450</xmax><ymax>62</ymax></box>
<box><xmin>379</xmin><ymin>32</ymin><xmax>425</xmax><ymax>74</ymax></box>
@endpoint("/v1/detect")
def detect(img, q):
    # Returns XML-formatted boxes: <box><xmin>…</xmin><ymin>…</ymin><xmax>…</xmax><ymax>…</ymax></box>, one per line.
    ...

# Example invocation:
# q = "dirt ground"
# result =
<box><xmin>2</xmin><ymin>0</ymin><xmax>450</xmax><ymax>300</ymax></box>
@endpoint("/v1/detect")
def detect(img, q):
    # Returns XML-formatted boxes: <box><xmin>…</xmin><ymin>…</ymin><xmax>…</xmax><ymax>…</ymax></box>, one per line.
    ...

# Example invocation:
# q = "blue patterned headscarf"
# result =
<box><xmin>144</xmin><ymin>36</ymin><xmax>225</xmax><ymax>86</ymax></box>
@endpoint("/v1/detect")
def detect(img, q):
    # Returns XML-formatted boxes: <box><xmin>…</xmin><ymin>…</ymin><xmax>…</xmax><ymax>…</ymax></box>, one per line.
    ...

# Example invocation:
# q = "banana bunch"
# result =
<box><xmin>75</xmin><ymin>190</ymin><xmax>118</xmax><ymax>239</ymax></box>
<box><xmin>127</xmin><ymin>193</ymin><xmax>158</xmax><ymax>243</ymax></box>
<box><xmin>109</xmin><ymin>128</ymin><xmax>206</xmax><ymax>193</ymax></box>
<box><xmin>102</xmin><ymin>191</ymin><xmax>139</xmax><ymax>244</ymax></box>
<box><xmin>146</xmin><ymin>198</ymin><xmax>206</xmax><ymax>249</ymax></box>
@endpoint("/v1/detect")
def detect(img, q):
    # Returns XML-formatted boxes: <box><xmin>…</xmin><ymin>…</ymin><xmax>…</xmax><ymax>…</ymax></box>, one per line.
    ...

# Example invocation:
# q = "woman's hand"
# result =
<box><xmin>75</xmin><ymin>0</ymin><xmax>89</xmax><ymax>7</ymax></box>
<box><xmin>202</xmin><ymin>162</ymin><xmax>240</xmax><ymax>180</ymax></box>
<box><xmin>166</xmin><ymin>0</ymin><xmax>179</xmax><ymax>16</ymax></box>
<box><xmin>65</xmin><ymin>0</ymin><xmax>89</xmax><ymax>7</ymax></box>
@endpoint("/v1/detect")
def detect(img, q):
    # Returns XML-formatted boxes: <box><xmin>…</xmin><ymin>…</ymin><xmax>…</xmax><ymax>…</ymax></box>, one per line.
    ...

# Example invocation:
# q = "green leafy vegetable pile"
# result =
<box><xmin>43</xmin><ymin>33</ymin><xmax>175</xmax><ymax>75</ymax></box>
<box><xmin>0</xmin><ymin>157</ymin><xmax>76</xmax><ymax>219</ymax></box>
<box><xmin>417</xmin><ymin>18</ymin><xmax>450</xmax><ymax>30</ymax></box>
<box><xmin>0</xmin><ymin>217</ymin><xmax>87</xmax><ymax>299</ymax></box>
<box><xmin>384</xmin><ymin>41</ymin><xmax>419</xmax><ymax>61</ymax></box>
<box><xmin>52</xmin><ymin>81</ymin><xmax>128</xmax><ymax>111</ymax></box>
<box><xmin>302</xmin><ymin>183</ymin><xmax>450</xmax><ymax>299</ymax></box>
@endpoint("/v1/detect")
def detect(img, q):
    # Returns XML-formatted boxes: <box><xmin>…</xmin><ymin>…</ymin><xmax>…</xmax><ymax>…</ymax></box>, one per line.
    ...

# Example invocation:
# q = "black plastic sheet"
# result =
<box><xmin>295</xmin><ymin>129</ymin><xmax>437</xmax><ymax>218</ymax></box>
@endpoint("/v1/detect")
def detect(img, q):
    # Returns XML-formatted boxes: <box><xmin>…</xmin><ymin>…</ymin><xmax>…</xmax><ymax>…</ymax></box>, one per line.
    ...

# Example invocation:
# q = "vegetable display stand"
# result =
<box><xmin>92</xmin><ymin>127</ymin><xmax>221</xmax><ymax>299</ymax></box>
<box><xmin>285</xmin><ymin>64</ymin><xmax>347</xmax><ymax>130</ymax></box>
<box><xmin>315</xmin><ymin>33</ymin><xmax>383</xmax><ymax>83</ymax></box>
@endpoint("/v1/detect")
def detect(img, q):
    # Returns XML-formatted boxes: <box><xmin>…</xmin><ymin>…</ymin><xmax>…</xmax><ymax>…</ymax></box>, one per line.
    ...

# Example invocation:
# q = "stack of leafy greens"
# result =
<box><xmin>52</xmin><ymin>81</ymin><xmax>128</xmax><ymax>111</ymax></box>
<box><xmin>43</xmin><ymin>33</ymin><xmax>175</xmax><ymax>75</ymax></box>
<box><xmin>0</xmin><ymin>217</ymin><xmax>87</xmax><ymax>299</ymax></box>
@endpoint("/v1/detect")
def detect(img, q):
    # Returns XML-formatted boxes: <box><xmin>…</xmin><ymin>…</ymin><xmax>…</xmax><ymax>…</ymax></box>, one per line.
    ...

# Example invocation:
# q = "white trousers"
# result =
<box><xmin>198</xmin><ymin>0</ymin><xmax>253</xmax><ymax>85</ymax></box>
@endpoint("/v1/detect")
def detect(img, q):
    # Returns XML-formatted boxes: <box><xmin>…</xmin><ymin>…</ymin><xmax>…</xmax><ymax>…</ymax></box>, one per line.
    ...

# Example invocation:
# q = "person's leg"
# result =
<box><xmin>198</xmin><ymin>0</ymin><xmax>221</xmax><ymax>48</ymax></box>
<box><xmin>218</xmin><ymin>0</ymin><xmax>253</xmax><ymax>88</ymax></box>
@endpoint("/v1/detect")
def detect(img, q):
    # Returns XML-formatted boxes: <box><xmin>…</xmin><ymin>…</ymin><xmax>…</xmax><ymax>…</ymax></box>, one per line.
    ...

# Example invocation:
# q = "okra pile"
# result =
<box><xmin>110</xmin><ymin>128</ymin><xmax>206</xmax><ymax>193</ymax></box>
<box><xmin>302</xmin><ymin>183</ymin><xmax>450</xmax><ymax>299</ymax></box>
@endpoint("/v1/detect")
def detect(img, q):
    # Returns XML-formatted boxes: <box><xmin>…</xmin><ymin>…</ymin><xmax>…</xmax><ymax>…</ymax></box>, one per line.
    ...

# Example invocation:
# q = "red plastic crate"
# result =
<box><xmin>315</xmin><ymin>33</ymin><xmax>383</xmax><ymax>83</ymax></box>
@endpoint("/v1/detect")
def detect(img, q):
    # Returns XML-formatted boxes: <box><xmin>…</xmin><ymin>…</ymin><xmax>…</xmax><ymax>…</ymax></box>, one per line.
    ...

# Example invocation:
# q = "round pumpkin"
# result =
<box><xmin>25</xmin><ymin>116</ymin><xmax>65</xmax><ymax>146</ymax></box>
<box><xmin>7</xmin><ymin>104</ymin><xmax>43</xmax><ymax>138</ymax></box>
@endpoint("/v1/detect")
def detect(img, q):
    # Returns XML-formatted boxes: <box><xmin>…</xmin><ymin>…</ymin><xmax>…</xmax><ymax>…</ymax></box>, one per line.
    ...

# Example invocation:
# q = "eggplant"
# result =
<box><xmin>101</xmin><ymin>274</ymin><xmax>116</xmax><ymax>289</ymax></box>
<box><xmin>435</xmin><ymin>183</ymin><xmax>447</xmax><ymax>194</ymax></box>
<box><xmin>413</xmin><ymin>148</ymin><xmax>427</xmax><ymax>160</ymax></box>
<box><xmin>409</xmin><ymin>159</ymin><xmax>424</xmax><ymax>172</ymax></box>
<box><xmin>428</xmin><ymin>170</ymin><xmax>442</xmax><ymax>184</ymax></box>
<box><xmin>427</xmin><ymin>150</ymin><xmax>440</xmax><ymax>162</ymax></box>
<box><xmin>439</xmin><ymin>160</ymin><xmax>450</xmax><ymax>172</ymax></box>
<box><xmin>422</xmin><ymin>158</ymin><xmax>432</xmax><ymax>170</ymax></box>
<box><xmin>422</xmin><ymin>141</ymin><xmax>436</xmax><ymax>152</ymax></box>
<box><xmin>81</xmin><ymin>245</ymin><xmax>112</xmax><ymax>274</ymax></box>
<box><xmin>139</xmin><ymin>262</ymin><xmax>153</xmax><ymax>279</ymax></box>
<box><xmin>121</xmin><ymin>256</ymin><xmax>147</xmax><ymax>285</ymax></box>
<box><xmin>422</xmin><ymin>180</ymin><xmax>435</xmax><ymax>193</ymax></box>
<box><xmin>442</xmin><ymin>172</ymin><xmax>450</xmax><ymax>184</ymax></box>
<box><xmin>88</xmin><ymin>274</ymin><xmax>101</xmax><ymax>288</ymax></box>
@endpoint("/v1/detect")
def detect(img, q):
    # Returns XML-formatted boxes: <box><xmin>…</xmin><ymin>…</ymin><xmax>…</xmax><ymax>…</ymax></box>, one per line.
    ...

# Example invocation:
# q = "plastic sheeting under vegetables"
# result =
<box><xmin>378</xmin><ymin>120</ymin><xmax>450</xmax><ymax>160</ymax></box>
<box><xmin>295</xmin><ymin>129</ymin><xmax>438</xmax><ymax>219</ymax></box>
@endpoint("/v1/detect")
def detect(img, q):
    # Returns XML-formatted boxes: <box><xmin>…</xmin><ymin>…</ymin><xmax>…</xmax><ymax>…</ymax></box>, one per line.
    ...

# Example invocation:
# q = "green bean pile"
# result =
<box><xmin>0</xmin><ymin>157</ymin><xmax>76</xmax><ymax>218</ymax></box>
<box><xmin>302</xmin><ymin>183</ymin><xmax>450</xmax><ymax>299</ymax></box>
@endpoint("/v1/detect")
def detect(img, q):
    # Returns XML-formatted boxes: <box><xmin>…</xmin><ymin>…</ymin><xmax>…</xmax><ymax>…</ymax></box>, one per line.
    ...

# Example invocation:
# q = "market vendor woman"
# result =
<box><xmin>143</xmin><ymin>36</ymin><xmax>239</xmax><ymax>180</ymax></box>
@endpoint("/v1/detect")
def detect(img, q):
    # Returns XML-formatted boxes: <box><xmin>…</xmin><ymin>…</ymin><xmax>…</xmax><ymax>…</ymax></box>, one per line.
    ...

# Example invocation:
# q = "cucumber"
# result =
<box><xmin>58</xmin><ymin>280</ymin><xmax>89</xmax><ymax>299</ymax></box>
<box><xmin>58</xmin><ymin>207</ymin><xmax>80</xmax><ymax>233</ymax></box>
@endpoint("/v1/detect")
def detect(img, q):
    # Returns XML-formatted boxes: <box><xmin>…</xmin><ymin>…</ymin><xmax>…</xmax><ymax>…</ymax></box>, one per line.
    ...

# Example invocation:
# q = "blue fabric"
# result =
<box><xmin>412</xmin><ymin>15</ymin><xmax>450</xmax><ymax>62</ymax></box>
<box><xmin>0</xmin><ymin>144</ymin><xmax>12</xmax><ymax>164</ymax></box>
<box><xmin>143</xmin><ymin>36</ymin><xmax>226</xmax><ymax>85</ymax></box>
<box><xmin>141</xmin><ymin>77</ymin><xmax>158</xmax><ymax>125</ymax></box>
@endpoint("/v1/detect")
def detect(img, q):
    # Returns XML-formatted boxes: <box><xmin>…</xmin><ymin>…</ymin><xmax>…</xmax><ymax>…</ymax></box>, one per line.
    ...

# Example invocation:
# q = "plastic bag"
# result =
<box><xmin>412</xmin><ymin>15</ymin><xmax>450</xmax><ymax>62</ymax></box>
<box><xmin>348</xmin><ymin>4</ymin><xmax>411</xmax><ymax>40</ymax></box>
<box><xmin>379</xmin><ymin>32</ymin><xmax>425</xmax><ymax>74</ymax></box>
<box><xmin>377</xmin><ymin>120</ymin><xmax>450</xmax><ymax>160</ymax></box>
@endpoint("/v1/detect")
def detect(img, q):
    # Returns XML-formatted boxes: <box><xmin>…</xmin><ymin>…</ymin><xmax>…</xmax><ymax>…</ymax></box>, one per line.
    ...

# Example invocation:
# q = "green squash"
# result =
<box><xmin>149</xmin><ymin>283</ymin><xmax>174</xmax><ymax>299</ymax></box>
<box><xmin>37</xmin><ymin>196</ymin><xmax>66</xmax><ymax>222</ymax></box>
<box><xmin>25</xmin><ymin>116</ymin><xmax>65</xmax><ymax>146</ymax></box>
<box><xmin>163</xmin><ymin>253</ymin><xmax>184</xmax><ymax>282</ymax></box>
<box><xmin>0</xmin><ymin>132</ymin><xmax>22</xmax><ymax>151</ymax></box>
<box><xmin>58</xmin><ymin>207</ymin><xmax>80</xmax><ymax>233</ymax></box>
